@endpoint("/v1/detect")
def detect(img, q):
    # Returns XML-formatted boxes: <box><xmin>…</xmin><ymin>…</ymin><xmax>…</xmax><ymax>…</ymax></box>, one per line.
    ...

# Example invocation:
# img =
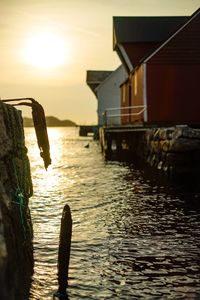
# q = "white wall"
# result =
<box><xmin>96</xmin><ymin>65</ymin><xmax>127</xmax><ymax>126</ymax></box>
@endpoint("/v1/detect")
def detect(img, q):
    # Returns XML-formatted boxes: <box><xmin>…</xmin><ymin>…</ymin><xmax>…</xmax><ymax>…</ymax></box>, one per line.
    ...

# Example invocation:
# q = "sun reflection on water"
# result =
<box><xmin>25</xmin><ymin>127</ymin><xmax>200</xmax><ymax>300</ymax></box>
<box><xmin>26</xmin><ymin>127</ymin><xmax>64</xmax><ymax>161</ymax></box>
<box><xmin>27</xmin><ymin>127</ymin><xmax>77</xmax><ymax>194</ymax></box>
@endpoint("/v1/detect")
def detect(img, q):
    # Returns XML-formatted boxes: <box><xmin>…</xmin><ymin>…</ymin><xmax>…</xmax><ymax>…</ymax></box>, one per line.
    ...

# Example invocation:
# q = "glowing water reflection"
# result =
<box><xmin>26</xmin><ymin>127</ymin><xmax>200</xmax><ymax>300</ymax></box>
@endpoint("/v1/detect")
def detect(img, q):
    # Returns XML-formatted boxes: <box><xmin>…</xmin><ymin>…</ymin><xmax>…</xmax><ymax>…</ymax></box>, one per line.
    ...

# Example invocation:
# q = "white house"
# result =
<box><xmin>87</xmin><ymin>65</ymin><xmax>127</xmax><ymax>126</ymax></box>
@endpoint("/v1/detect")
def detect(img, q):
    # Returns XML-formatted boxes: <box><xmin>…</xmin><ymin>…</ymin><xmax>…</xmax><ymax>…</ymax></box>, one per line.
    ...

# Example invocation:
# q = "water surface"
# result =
<box><xmin>26</xmin><ymin>127</ymin><xmax>200</xmax><ymax>299</ymax></box>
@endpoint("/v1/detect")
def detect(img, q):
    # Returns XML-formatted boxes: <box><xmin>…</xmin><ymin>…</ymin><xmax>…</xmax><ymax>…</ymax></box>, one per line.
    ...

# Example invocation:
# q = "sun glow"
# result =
<box><xmin>23</xmin><ymin>31</ymin><xmax>69</xmax><ymax>69</ymax></box>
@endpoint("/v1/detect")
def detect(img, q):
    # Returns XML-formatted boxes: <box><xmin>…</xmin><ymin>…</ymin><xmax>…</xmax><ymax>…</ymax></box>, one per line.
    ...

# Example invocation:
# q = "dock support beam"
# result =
<box><xmin>54</xmin><ymin>204</ymin><xmax>72</xmax><ymax>300</ymax></box>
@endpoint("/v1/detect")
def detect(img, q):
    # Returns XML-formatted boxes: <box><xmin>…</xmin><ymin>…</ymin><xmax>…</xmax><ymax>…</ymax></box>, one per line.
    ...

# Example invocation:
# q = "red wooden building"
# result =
<box><xmin>113</xmin><ymin>9</ymin><xmax>200</xmax><ymax>126</ymax></box>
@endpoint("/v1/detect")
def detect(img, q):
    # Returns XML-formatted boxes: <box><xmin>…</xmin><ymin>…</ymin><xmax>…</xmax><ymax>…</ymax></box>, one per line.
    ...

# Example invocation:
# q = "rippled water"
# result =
<box><xmin>25</xmin><ymin>127</ymin><xmax>200</xmax><ymax>299</ymax></box>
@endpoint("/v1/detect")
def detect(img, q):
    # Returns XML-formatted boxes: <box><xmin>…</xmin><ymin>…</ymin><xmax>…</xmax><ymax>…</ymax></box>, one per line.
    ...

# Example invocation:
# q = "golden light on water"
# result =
<box><xmin>48</xmin><ymin>128</ymin><xmax>63</xmax><ymax>162</ymax></box>
<box><xmin>23</xmin><ymin>31</ymin><xmax>69</xmax><ymax>69</ymax></box>
<box><xmin>27</xmin><ymin>128</ymin><xmax>63</xmax><ymax>164</ymax></box>
<box><xmin>26</xmin><ymin>128</ymin><xmax>76</xmax><ymax>193</ymax></box>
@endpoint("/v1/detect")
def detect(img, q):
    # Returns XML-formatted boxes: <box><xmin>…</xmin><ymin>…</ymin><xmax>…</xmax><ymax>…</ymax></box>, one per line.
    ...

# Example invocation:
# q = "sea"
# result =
<box><xmin>25</xmin><ymin>127</ymin><xmax>200</xmax><ymax>300</ymax></box>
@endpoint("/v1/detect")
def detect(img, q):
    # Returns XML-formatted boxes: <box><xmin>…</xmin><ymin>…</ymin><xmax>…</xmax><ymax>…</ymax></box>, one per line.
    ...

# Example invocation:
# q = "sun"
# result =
<box><xmin>23</xmin><ymin>31</ymin><xmax>68</xmax><ymax>69</ymax></box>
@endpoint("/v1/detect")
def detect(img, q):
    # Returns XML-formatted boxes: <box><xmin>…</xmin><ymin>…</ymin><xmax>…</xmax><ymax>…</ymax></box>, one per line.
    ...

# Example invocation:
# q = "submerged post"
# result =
<box><xmin>54</xmin><ymin>204</ymin><xmax>72</xmax><ymax>300</ymax></box>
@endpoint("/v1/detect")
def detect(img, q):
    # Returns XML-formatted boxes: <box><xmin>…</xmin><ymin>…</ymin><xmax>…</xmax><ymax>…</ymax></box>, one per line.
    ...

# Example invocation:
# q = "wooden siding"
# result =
<box><xmin>120</xmin><ymin>66</ymin><xmax>146</xmax><ymax>125</ymax></box>
<box><xmin>146</xmin><ymin>11</ymin><xmax>200</xmax><ymax>64</ymax></box>
<box><xmin>120</xmin><ymin>82</ymin><xmax>131</xmax><ymax>124</ymax></box>
<box><xmin>130</xmin><ymin>65</ymin><xmax>145</xmax><ymax>123</ymax></box>
<box><xmin>147</xmin><ymin>64</ymin><xmax>200</xmax><ymax>124</ymax></box>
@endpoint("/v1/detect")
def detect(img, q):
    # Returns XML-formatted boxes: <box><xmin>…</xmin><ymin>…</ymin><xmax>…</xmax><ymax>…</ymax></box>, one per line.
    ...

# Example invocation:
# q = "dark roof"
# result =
<box><xmin>86</xmin><ymin>70</ymin><xmax>113</xmax><ymax>83</ymax></box>
<box><xmin>113</xmin><ymin>16</ymin><xmax>188</xmax><ymax>48</ymax></box>
<box><xmin>86</xmin><ymin>70</ymin><xmax>112</xmax><ymax>95</ymax></box>
<box><xmin>144</xmin><ymin>8</ymin><xmax>200</xmax><ymax>64</ymax></box>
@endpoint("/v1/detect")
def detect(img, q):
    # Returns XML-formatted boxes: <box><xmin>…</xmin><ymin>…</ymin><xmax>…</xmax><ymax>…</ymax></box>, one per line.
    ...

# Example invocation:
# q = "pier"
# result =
<box><xmin>100</xmin><ymin>125</ymin><xmax>146</xmax><ymax>159</ymax></box>
<box><xmin>100</xmin><ymin>124</ymin><xmax>200</xmax><ymax>177</ymax></box>
<box><xmin>79</xmin><ymin>125</ymin><xmax>99</xmax><ymax>139</ymax></box>
<box><xmin>87</xmin><ymin>8</ymin><xmax>200</xmax><ymax>179</ymax></box>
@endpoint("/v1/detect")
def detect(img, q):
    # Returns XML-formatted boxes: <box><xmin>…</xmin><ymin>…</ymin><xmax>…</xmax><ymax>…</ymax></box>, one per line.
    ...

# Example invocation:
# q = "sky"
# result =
<box><xmin>0</xmin><ymin>0</ymin><xmax>199</xmax><ymax>124</ymax></box>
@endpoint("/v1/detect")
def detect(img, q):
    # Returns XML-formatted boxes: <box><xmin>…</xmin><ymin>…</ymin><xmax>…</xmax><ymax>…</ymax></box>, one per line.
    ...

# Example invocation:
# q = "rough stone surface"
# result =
<box><xmin>139</xmin><ymin>126</ymin><xmax>200</xmax><ymax>176</ymax></box>
<box><xmin>0</xmin><ymin>101</ymin><xmax>33</xmax><ymax>300</ymax></box>
<box><xmin>101</xmin><ymin>125</ymin><xmax>200</xmax><ymax>176</ymax></box>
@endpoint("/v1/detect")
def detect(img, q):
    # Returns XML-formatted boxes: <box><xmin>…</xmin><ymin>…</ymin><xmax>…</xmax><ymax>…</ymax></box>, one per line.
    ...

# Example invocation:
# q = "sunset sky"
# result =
<box><xmin>0</xmin><ymin>0</ymin><xmax>199</xmax><ymax>124</ymax></box>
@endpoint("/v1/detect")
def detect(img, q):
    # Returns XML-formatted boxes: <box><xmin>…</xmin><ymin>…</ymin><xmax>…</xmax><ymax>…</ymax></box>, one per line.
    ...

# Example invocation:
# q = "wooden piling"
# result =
<box><xmin>105</xmin><ymin>133</ymin><xmax>112</xmax><ymax>159</ymax></box>
<box><xmin>54</xmin><ymin>204</ymin><xmax>72</xmax><ymax>299</ymax></box>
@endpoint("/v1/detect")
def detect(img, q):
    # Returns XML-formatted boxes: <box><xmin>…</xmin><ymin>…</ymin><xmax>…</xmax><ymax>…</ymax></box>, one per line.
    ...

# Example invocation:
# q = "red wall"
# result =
<box><xmin>147</xmin><ymin>64</ymin><xmax>200</xmax><ymax>125</ymax></box>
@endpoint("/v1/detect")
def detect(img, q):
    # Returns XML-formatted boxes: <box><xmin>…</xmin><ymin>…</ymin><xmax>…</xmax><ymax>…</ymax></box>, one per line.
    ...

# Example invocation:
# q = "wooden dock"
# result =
<box><xmin>100</xmin><ymin>125</ymin><xmax>148</xmax><ymax>159</ymax></box>
<box><xmin>79</xmin><ymin>125</ymin><xmax>99</xmax><ymax>139</ymax></box>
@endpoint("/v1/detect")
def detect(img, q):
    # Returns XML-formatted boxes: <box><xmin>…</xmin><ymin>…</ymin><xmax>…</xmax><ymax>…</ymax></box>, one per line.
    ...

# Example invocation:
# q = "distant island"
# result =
<box><xmin>23</xmin><ymin>116</ymin><xmax>77</xmax><ymax>127</ymax></box>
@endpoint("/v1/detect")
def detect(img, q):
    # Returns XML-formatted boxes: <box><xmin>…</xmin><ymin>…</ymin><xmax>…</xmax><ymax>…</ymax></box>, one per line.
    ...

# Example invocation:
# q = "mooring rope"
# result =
<box><xmin>12</xmin><ymin>160</ymin><xmax>26</xmax><ymax>239</ymax></box>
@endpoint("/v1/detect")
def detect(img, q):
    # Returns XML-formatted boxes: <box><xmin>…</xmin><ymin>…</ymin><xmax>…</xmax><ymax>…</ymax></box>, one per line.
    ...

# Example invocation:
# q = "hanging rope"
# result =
<box><xmin>12</xmin><ymin>161</ymin><xmax>26</xmax><ymax>240</ymax></box>
<box><xmin>1</xmin><ymin>98</ymin><xmax>51</xmax><ymax>170</ymax></box>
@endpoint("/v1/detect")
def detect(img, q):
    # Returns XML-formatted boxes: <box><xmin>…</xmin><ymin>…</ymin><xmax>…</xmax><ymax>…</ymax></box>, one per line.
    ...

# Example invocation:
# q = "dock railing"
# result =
<box><xmin>102</xmin><ymin>105</ymin><xmax>147</xmax><ymax>126</ymax></box>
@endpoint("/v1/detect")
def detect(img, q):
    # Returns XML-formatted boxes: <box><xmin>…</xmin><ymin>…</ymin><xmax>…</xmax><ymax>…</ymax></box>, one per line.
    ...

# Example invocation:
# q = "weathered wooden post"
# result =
<box><xmin>116</xmin><ymin>137</ymin><xmax>122</xmax><ymax>155</ymax></box>
<box><xmin>103</xmin><ymin>110</ymin><xmax>107</xmax><ymax>127</ymax></box>
<box><xmin>53</xmin><ymin>204</ymin><xmax>72</xmax><ymax>300</ymax></box>
<box><xmin>105</xmin><ymin>132</ymin><xmax>112</xmax><ymax>159</ymax></box>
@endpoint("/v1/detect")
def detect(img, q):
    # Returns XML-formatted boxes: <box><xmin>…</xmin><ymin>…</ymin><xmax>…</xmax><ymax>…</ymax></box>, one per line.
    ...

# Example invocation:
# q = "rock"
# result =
<box><xmin>0</xmin><ymin>101</ymin><xmax>33</xmax><ymax>300</ymax></box>
<box><xmin>169</xmin><ymin>138</ymin><xmax>200</xmax><ymax>152</ymax></box>
<box><xmin>173</xmin><ymin>126</ymin><xmax>200</xmax><ymax>140</ymax></box>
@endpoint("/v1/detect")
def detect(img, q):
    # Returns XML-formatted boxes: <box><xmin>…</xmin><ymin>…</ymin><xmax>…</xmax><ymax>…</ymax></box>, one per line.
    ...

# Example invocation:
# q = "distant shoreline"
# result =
<box><xmin>23</xmin><ymin>116</ymin><xmax>77</xmax><ymax>127</ymax></box>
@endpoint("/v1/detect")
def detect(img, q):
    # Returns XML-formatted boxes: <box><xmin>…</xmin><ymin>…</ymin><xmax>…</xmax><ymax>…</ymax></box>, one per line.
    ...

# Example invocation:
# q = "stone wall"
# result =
<box><xmin>101</xmin><ymin>125</ymin><xmax>200</xmax><ymax>177</ymax></box>
<box><xmin>138</xmin><ymin>126</ymin><xmax>200</xmax><ymax>176</ymax></box>
<box><xmin>0</xmin><ymin>101</ymin><xmax>33</xmax><ymax>300</ymax></box>
<box><xmin>130</xmin><ymin>126</ymin><xmax>200</xmax><ymax>176</ymax></box>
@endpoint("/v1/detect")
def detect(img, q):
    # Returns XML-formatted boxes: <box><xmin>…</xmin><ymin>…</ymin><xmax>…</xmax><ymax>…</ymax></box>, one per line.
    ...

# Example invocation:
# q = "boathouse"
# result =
<box><xmin>113</xmin><ymin>15</ymin><xmax>190</xmax><ymax>125</ymax></box>
<box><xmin>86</xmin><ymin>70</ymin><xmax>112</xmax><ymax>126</ymax></box>
<box><xmin>138</xmin><ymin>8</ymin><xmax>200</xmax><ymax>125</ymax></box>
<box><xmin>86</xmin><ymin>9</ymin><xmax>200</xmax><ymax>176</ymax></box>
<box><xmin>86</xmin><ymin>66</ymin><xmax>127</xmax><ymax>126</ymax></box>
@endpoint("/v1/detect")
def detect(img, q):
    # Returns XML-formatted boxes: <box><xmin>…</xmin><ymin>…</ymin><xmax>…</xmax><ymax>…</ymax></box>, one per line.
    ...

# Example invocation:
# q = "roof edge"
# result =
<box><xmin>143</xmin><ymin>8</ymin><xmax>200</xmax><ymax>63</ymax></box>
